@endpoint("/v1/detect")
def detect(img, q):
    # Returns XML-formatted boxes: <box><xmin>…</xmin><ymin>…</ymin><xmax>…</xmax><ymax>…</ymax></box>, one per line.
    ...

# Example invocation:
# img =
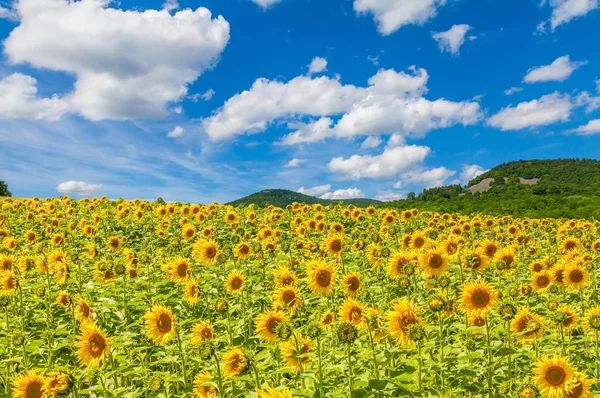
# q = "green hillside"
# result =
<box><xmin>383</xmin><ymin>159</ymin><xmax>600</xmax><ymax>219</ymax></box>
<box><xmin>226</xmin><ymin>189</ymin><xmax>381</xmax><ymax>208</ymax></box>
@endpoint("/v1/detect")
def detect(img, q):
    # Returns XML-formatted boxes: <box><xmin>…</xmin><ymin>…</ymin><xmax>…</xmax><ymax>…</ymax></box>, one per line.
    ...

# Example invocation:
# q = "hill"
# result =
<box><xmin>226</xmin><ymin>189</ymin><xmax>381</xmax><ymax>208</ymax></box>
<box><xmin>383</xmin><ymin>159</ymin><xmax>600</xmax><ymax>219</ymax></box>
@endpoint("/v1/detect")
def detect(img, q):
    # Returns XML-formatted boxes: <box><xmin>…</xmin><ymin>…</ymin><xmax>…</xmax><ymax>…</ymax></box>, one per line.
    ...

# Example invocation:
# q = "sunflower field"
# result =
<box><xmin>1</xmin><ymin>197</ymin><xmax>600</xmax><ymax>398</ymax></box>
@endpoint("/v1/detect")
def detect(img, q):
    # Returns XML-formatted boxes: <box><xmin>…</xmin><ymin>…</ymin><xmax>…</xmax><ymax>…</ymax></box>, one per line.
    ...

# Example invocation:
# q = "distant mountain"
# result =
<box><xmin>226</xmin><ymin>189</ymin><xmax>381</xmax><ymax>208</ymax></box>
<box><xmin>382</xmin><ymin>158</ymin><xmax>600</xmax><ymax>219</ymax></box>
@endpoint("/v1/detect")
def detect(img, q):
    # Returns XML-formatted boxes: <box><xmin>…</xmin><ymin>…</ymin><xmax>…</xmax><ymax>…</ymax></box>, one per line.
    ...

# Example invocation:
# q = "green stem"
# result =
<box><xmin>417</xmin><ymin>341</ymin><xmax>423</xmax><ymax>394</ymax></box>
<box><xmin>213</xmin><ymin>352</ymin><xmax>224</xmax><ymax>398</ymax></box>
<box><xmin>347</xmin><ymin>343</ymin><xmax>353</xmax><ymax>398</ymax></box>
<box><xmin>485</xmin><ymin>319</ymin><xmax>493</xmax><ymax>398</ymax></box>
<box><xmin>175</xmin><ymin>326</ymin><xmax>189</xmax><ymax>386</ymax></box>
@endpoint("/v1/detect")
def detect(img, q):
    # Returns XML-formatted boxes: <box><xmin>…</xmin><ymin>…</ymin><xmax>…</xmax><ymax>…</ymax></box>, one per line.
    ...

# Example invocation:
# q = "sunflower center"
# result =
<box><xmin>447</xmin><ymin>243</ymin><xmax>458</xmax><ymax>255</ymax></box>
<box><xmin>316</xmin><ymin>271</ymin><xmax>331</xmax><ymax>287</ymax></box>
<box><xmin>282</xmin><ymin>276</ymin><xmax>294</xmax><ymax>285</ymax></box>
<box><xmin>239</xmin><ymin>245</ymin><xmax>249</xmax><ymax>255</ymax></box>
<box><xmin>569</xmin><ymin>270</ymin><xmax>583</xmax><ymax>283</ymax></box>
<box><xmin>282</xmin><ymin>290</ymin><xmax>296</xmax><ymax>305</ymax></box>
<box><xmin>546</xmin><ymin>366</ymin><xmax>566</xmax><ymax>386</ymax></box>
<box><xmin>176</xmin><ymin>263</ymin><xmax>188</xmax><ymax>277</ymax></box>
<box><xmin>567</xmin><ymin>382</ymin><xmax>583</xmax><ymax>398</ymax></box>
<box><xmin>185</xmin><ymin>230</ymin><xmax>194</xmax><ymax>238</ymax></box>
<box><xmin>348</xmin><ymin>277</ymin><xmax>359</xmax><ymax>291</ymax></box>
<box><xmin>414</xmin><ymin>238</ymin><xmax>425</xmax><ymax>248</ymax></box>
<box><xmin>537</xmin><ymin>276</ymin><xmax>550</xmax><ymax>287</ymax></box>
<box><xmin>350</xmin><ymin>308</ymin><xmax>362</xmax><ymax>322</ymax></box>
<box><xmin>205</xmin><ymin>247</ymin><xmax>216</xmax><ymax>259</ymax></box>
<box><xmin>565</xmin><ymin>242</ymin><xmax>576</xmax><ymax>250</ymax></box>
<box><xmin>157</xmin><ymin>314</ymin><xmax>172</xmax><ymax>333</ymax></box>
<box><xmin>471</xmin><ymin>290</ymin><xmax>491</xmax><ymax>308</ymax></box>
<box><xmin>330</xmin><ymin>240</ymin><xmax>342</xmax><ymax>252</ymax></box>
<box><xmin>202</xmin><ymin>328</ymin><xmax>213</xmax><ymax>340</ymax></box>
<box><xmin>231</xmin><ymin>277</ymin><xmax>243</xmax><ymax>290</ymax></box>
<box><xmin>485</xmin><ymin>246</ymin><xmax>496</xmax><ymax>256</ymax></box>
<box><xmin>266</xmin><ymin>318</ymin><xmax>280</xmax><ymax>334</ymax></box>
<box><xmin>429</xmin><ymin>254</ymin><xmax>443</xmax><ymax>269</ymax></box>
<box><xmin>26</xmin><ymin>381</ymin><xmax>43</xmax><ymax>398</ymax></box>
<box><xmin>556</xmin><ymin>270</ymin><xmax>564</xmax><ymax>283</ymax></box>
<box><xmin>89</xmin><ymin>334</ymin><xmax>106</xmax><ymax>357</ymax></box>
<box><xmin>80</xmin><ymin>303</ymin><xmax>90</xmax><ymax>317</ymax></box>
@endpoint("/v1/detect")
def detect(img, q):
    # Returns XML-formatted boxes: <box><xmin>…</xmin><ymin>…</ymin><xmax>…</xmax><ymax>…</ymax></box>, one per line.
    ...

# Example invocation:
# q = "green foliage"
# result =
<box><xmin>0</xmin><ymin>180</ymin><xmax>11</xmax><ymax>197</ymax></box>
<box><xmin>382</xmin><ymin>159</ymin><xmax>600</xmax><ymax>219</ymax></box>
<box><xmin>226</xmin><ymin>189</ymin><xmax>381</xmax><ymax>208</ymax></box>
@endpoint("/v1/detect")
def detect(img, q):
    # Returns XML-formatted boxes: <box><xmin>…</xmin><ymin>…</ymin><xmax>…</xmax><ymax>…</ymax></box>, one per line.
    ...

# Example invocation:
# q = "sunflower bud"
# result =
<box><xmin>198</xmin><ymin>341</ymin><xmax>215</xmax><ymax>360</ymax></box>
<box><xmin>407</xmin><ymin>324</ymin><xmax>426</xmax><ymax>342</ymax></box>
<box><xmin>305</xmin><ymin>321</ymin><xmax>323</xmax><ymax>339</ymax></box>
<box><xmin>337</xmin><ymin>322</ymin><xmax>358</xmax><ymax>343</ymax></box>
<box><xmin>275</xmin><ymin>321</ymin><xmax>293</xmax><ymax>341</ymax></box>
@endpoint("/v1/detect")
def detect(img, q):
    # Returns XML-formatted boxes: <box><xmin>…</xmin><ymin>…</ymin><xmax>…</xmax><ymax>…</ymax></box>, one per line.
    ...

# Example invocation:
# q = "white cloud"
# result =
<box><xmin>298</xmin><ymin>184</ymin><xmax>332</xmax><ymax>196</ymax></box>
<box><xmin>167</xmin><ymin>126</ymin><xmax>185</xmax><ymax>138</ymax></box>
<box><xmin>574</xmin><ymin>91</ymin><xmax>600</xmax><ymax>113</ymax></box>
<box><xmin>202</xmin><ymin>89</ymin><xmax>216</xmax><ymax>101</ymax></box>
<box><xmin>596</xmin><ymin>79</ymin><xmax>600</xmax><ymax>93</ymax></box>
<box><xmin>250</xmin><ymin>0</ymin><xmax>282</xmax><ymax>8</ymax></box>
<box><xmin>203</xmin><ymin>65</ymin><xmax>482</xmax><ymax>143</ymax></box>
<box><xmin>568</xmin><ymin>119</ymin><xmax>600</xmax><ymax>135</ymax></box>
<box><xmin>162</xmin><ymin>0</ymin><xmax>179</xmax><ymax>12</ymax></box>
<box><xmin>524</xmin><ymin>55</ymin><xmax>586</xmax><ymax>83</ymax></box>
<box><xmin>353</xmin><ymin>0</ymin><xmax>448</xmax><ymax>35</ymax></box>
<box><xmin>308</xmin><ymin>57</ymin><xmax>328</xmax><ymax>74</ymax></box>
<box><xmin>0</xmin><ymin>5</ymin><xmax>18</xmax><ymax>20</ymax></box>
<box><xmin>398</xmin><ymin>166</ymin><xmax>456</xmax><ymax>188</ymax></box>
<box><xmin>328</xmin><ymin>140</ymin><xmax>430</xmax><ymax>180</ymax></box>
<box><xmin>57</xmin><ymin>181</ymin><xmax>102</xmax><ymax>196</ymax></box>
<box><xmin>547</xmin><ymin>0</ymin><xmax>599</xmax><ymax>29</ymax></box>
<box><xmin>367</xmin><ymin>55</ymin><xmax>379</xmax><ymax>66</ymax></box>
<box><xmin>460</xmin><ymin>164</ymin><xmax>488</xmax><ymax>183</ymax></box>
<box><xmin>285</xmin><ymin>158</ymin><xmax>306</xmax><ymax>168</ymax></box>
<box><xmin>504</xmin><ymin>87</ymin><xmax>524</xmax><ymax>96</ymax></box>
<box><xmin>4</xmin><ymin>0</ymin><xmax>230</xmax><ymax>121</ymax></box>
<box><xmin>0</xmin><ymin>73</ymin><xmax>69</xmax><ymax>121</ymax></box>
<box><xmin>432</xmin><ymin>24</ymin><xmax>473</xmax><ymax>55</ymax></box>
<box><xmin>361</xmin><ymin>136</ymin><xmax>383</xmax><ymax>148</ymax></box>
<box><xmin>320</xmin><ymin>188</ymin><xmax>364</xmax><ymax>200</ymax></box>
<box><xmin>375</xmin><ymin>190</ymin><xmax>406</xmax><ymax>201</ymax></box>
<box><xmin>487</xmin><ymin>92</ymin><xmax>573</xmax><ymax>130</ymax></box>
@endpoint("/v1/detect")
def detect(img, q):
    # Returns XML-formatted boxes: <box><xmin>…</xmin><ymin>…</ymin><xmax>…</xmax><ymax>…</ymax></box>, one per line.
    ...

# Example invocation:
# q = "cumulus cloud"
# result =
<box><xmin>540</xmin><ymin>0</ymin><xmax>599</xmax><ymax>30</ymax></box>
<box><xmin>298</xmin><ymin>184</ymin><xmax>331</xmax><ymax>196</ymax></box>
<box><xmin>162</xmin><ymin>0</ymin><xmax>179</xmax><ymax>12</ymax></box>
<box><xmin>353</xmin><ymin>0</ymin><xmax>448</xmax><ymax>35</ymax></box>
<box><xmin>524</xmin><ymin>55</ymin><xmax>586</xmax><ymax>83</ymax></box>
<box><xmin>285</xmin><ymin>158</ymin><xmax>306</xmax><ymax>168</ymax></box>
<box><xmin>167</xmin><ymin>126</ymin><xmax>185</xmax><ymax>138</ymax></box>
<box><xmin>0</xmin><ymin>73</ymin><xmax>69</xmax><ymax>121</ymax></box>
<box><xmin>375</xmin><ymin>190</ymin><xmax>406</xmax><ymax>201</ymax></box>
<box><xmin>432</xmin><ymin>24</ymin><xmax>474</xmax><ymax>55</ymax></box>
<box><xmin>460</xmin><ymin>164</ymin><xmax>488</xmax><ymax>183</ymax></box>
<box><xmin>57</xmin><ymin>181</ymin><xmax>102</xmax><ymax>196</ymax></box>
<box><xmin>327</xmin><ymin>136</ymin><xmax>430</xmax><ymax>180</ymax></box>
<box><xmin>574</xmin><ymin>91</ymin><xmax>600</xmax><ymax>113</ymax></box>
<box><xmin>504</xmin><ymin>87</ymin><xmax>524</xmax><ymax>96</ymax></box>
<box><xmin>4</xmin><ymin>0</ymin><xmax>230</xmax><ymax>121</ymax></box>
<box><xmin>396</xmin><ymin>167</ymin><xmax>456</xmax><ymax>188</ymax></box>
<box><xmin>487</xmin><ymin>92</ymin><xmax>574</xmax><ymax>130</ymax></box>
<box><xmin>0</xmin><ymin>5</ymin><xmax>18</xmax><ymax>20</ymax></box>
<box><xmin>568</xmin><ymin>119</ymin><xmax>600</xmax><ymax>135</ymax></box>
<box><xmin>308</xmin><ymin>57</ymin><xmax>328</xmax><ymax>74</ymax></box>
<box><xmin>361</xmin><ymin>136</ymin><xmax>383</xmax><ymax>148</ymax></box>
<box><xmin>250</xmin><ymin>0</ymin><xmax>282</xmax><ymax>8</ymax></box>
<box><xmin>203</xmin><ymin>66</ymin><xmax>482</xmax><ymax>143</ymax></box>
<box><xmin>320</xmin><ymin>188</ymin><xmax>364</xmax><ymax>200</ymax></box>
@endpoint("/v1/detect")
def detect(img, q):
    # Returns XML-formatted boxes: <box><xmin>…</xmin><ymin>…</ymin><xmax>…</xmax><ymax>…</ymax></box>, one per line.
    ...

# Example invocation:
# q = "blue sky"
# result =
<box><xmin>0</xmin><ymin>0</ymin><xmax>599</xmax><ymax>203</ymax></box>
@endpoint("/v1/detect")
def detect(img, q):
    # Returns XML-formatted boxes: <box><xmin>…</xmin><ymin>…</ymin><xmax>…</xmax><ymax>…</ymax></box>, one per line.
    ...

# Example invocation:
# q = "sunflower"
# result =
<box><xmin>410</xmin><ymin>232</ymin><xmax>427</xmax><ymax>250</ymax></box>
<box><xmin>11</xmin><ymin>370</ymin><xmax>46</xmax><ymax>398</ymax></box>
<box><xmin>419</xmin><ymin>245</ymin><xmax>449</xmax><ymax>276</ymax></box>
<box><xmin>24</xmin><ymin>230</ymin><xmax>37</xmax><ymax>244</ymax></box>
<box><xmin>561</xmin><ymin>238</ymin><xmax>581</xmax><ymax>253</ymax></box>
<box><xmin>163</xmin><ymin>257</ymin><xmax>191</xmax><ymax>282</ymax></box>
<box><xmin>323</xmin><ymin>233</ymin><xmax>344</xmax><ymax>257</ymax></box>
<box><xmin>191</xmin><ymin>321</ymin><xmax>214</xmax><ymax>345</ymax></box>
<box><xmin>256</xmin><ymin>386</ymin><xmax>294</xmax><ymax>398</ymax></box>
<box><xmin>339</xmin><ymin>297</ymin><xmax>365</xmax><ymax>327</ymax></box>
<box><xmin>192</xmin><ymin>239</ymin><xmax>219</xmax><ymax>265</ymax></box>
<box><xmin>106</xmin><ymin>236</ymin><xmax>122</xmax><ymax>252</ymax></box>
<box><xmin>462</xmin><ymin>248</ymin><xmax>489</xmax><ymax>271</ymax></box>
<box><xmin>386</xmin><ymin>298</ymin><xmax>422</xmax><ymax>344</ymax></box>
<box><xmin>281</xmin><ymin>335</ymin><xmax>311</xmax><ymax>372</ymax></box>
<box><xmin>181</xmin><ymin>223</ymin><xmax>196</xmax><ymax>241</ymax></box>
<box><xmin>224</xmin><ymin>210</ymin><xmax>239</xmax><ymax>225</ymax></box>
<box><xmin>342</xmin><ymin>273</ymin><xmax>361</xmax><ymax>297</ymax></box>
<box><xmin>387</xmin><ymin>251</ymin><xmax>413</xmax><ymax>279</ymax></box>
<box><xmin>225</xmin><ymin>272</ymin><xmax>246</xmax><ymax>295</ymax></box>
<box><xmin>583</xmin><ymin>306</ymin><xmax>600</xmax><ymax>334</ymax></box>
<box><xmin>321</xmin><ymin>312</ymin><xmax>335</xmax><ymax>328</ymax></box>
<box><xmin>185</xmin><ymin>279</ymin><xmax>200</xmax><ymax>306</ymax></box>
<box><xmin>272</xmin><ymin>265</ymin><xmax>298</xmax><ymax>287</ymax></box>
<box><xmin>222</xmin><ymin>347</ymin><xmax>248</xmax><ymax>377</ymax></box>
<box><xmin>306</xmin><ymin>260</ymin><xmax>336</xmax><ymax>296</ymax></box>
<box><xmin>532</xmin><ymin>271</ymin><xmax>552</xmax><ymax>292</ymax></box>
<box><xmin>556</xmin><ymin>306</ymin><xmax>578</xmax><ymax>329</ymax></box>
<box><xmin>235</xmin><ymin>242</ymin><xmax>252</xmax><ymax>260</ymax></box>
<box><xmin>273</xmin><ymin>285</ymin><xmax>301</xmax><ymax>314</ymax></box>
<box><xmin>566</xmin><ymin>372</ymin><xmax>595</xmax><ymax>398</ymax></box>
<box><xmin>193</xmin><ymin>371</ymin><xmax>217</xmax><ymax>398</ymax></box>
<box><xmin>551</xmin><ymin>263</ymin><xmax>566</xmax><ymax>287</ymax></box>
<box><xmin>75</xmin><ymin>322</ymin><xmax>111</xmax><ymax>367</ymax></box>
<box><xmin>459</xmin><ymin>280</ymin><xmax>498</xmax><ymax>316</ymax></box>
<box><xmin>144</xmin><ymin>305</ymin><xmax>177</xmax><ymax>345</ymax></box>
<box><xmin>55</xmin><ymin>291</ymin><xmax>70</xmax><ymax>308</ymax></box>
<box><xmin>0</xmin><ymin>271</ymin><xmax>16</xmax><ymax>295</ymax></box>
<box><xmin>480</xmin><ymin>239</ymin><xmax>500</xmax><ymax>259</ymax></box>
<box><xmin>0</xmin><ymin>254</ymin><xmax>13</xmax><ymax>271</ymax></box>
<box><xmin>533</xmin><ymin>354</ymin><xmax>576</xmax><ymax>398</ymax></box>
<box><xmin>75</xmin><ymin>297</ymin><xmax>92</xmax><ymax>322</ymax></box>
<box><xmin>443</xmin><ymin>237</ymin><xmax>460</xmax><ymax>257</ymax></box>
<box><xmin>44</xmin><ymin>372</ymin><xmax>69</xmax><ymax>396</ymax></box>
<box><xmin>255</xmin><ymin>309</ymin><xmax>289</xmax><ymax>343</ymax></box>
<box><xmin>511</xmin><ymin>308</ymin><xmax>546</xmax><ymax>342</ymax></box>
<box><xmin>564</xmin><ymin>263</ymin><xmax>589</xmax><ymax>289</ymax></box>
<box><xmin>496</xmin><ymin>247</ymin><xmax>517</xmax><ymax>273</ymax></box>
